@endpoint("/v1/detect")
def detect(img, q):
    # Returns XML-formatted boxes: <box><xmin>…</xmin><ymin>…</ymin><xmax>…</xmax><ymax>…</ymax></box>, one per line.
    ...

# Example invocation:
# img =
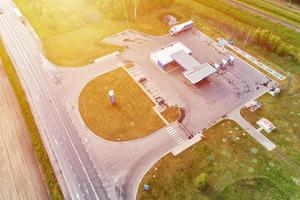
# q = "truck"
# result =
<box><xmin>170</xmin><ymin>20</ymin><xmax>193</xmax><ymax>35</ymax></box>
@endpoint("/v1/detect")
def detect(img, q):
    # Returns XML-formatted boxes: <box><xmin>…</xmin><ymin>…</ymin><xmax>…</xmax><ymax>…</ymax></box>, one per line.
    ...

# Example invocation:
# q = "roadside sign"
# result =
<box><xmin>144</xmin><ymin>184</ymin><xmax>150</xmax><ymax>191</ymax></box>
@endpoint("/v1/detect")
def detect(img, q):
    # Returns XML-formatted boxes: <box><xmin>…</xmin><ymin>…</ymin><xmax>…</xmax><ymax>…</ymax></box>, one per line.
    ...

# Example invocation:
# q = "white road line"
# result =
<box><xmin>175</xmin><ymin>138</ymin><xmax>183</xmax><ymax>143</ymax></box>
<box><xmin>178</xmin><ymin>140</ymin><xmax>185</xmax><ymax>145</ymax></box>
<box><xmin>166</xmin><ymin>126</ymin><xmax>175</xmax><ymax>131</ymax></box>
<box><xmin>169</xmin><ymin>132</ymin><xmax>176</xmax><ymax>136</ymax></box>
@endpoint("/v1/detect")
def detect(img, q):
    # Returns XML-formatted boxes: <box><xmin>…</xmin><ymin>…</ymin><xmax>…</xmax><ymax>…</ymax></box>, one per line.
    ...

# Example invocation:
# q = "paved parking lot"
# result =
<box><xmin>57</xmin><ymin>28</ymin><xmax>278</xmax><ymax>199</ymax></box>
<box><xmin>108</xmin><ymin>29</ymin><xmax>277</xmax><ymax>135</ymax></box>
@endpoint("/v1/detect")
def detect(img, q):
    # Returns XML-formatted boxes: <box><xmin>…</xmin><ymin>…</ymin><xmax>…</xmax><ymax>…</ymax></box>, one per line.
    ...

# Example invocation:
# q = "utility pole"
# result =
<box><xmin>243</xmin><ymin>22</ymin><xmax>255</xmax><ymax>47</ymax></box>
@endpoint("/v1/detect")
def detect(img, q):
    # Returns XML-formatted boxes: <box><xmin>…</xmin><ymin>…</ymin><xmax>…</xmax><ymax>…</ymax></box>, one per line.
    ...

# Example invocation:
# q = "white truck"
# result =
<box><xmin>170</xmin><ymin>20</ymin><xmax>193</xmax><ymax>35</ymax></box>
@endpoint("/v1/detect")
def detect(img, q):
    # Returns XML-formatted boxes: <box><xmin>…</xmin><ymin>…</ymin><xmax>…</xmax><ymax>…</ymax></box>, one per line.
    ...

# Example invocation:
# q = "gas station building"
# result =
<box><xmin>151</xmin><ymin>41</ymin><xmax>217</xmax><ymax>84</ymax></box>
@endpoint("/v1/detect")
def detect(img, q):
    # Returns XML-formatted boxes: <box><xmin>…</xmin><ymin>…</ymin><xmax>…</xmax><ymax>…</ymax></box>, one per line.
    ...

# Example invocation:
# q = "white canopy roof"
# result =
<box><xmin>183</xmin><ymin>63</ymin><xmax>217</xmax><ymax>84</ymax></box>
<box><xmin>172</xmin><ymin>50</ymin><xmax>217</xmax><ymax>84</ymax></box>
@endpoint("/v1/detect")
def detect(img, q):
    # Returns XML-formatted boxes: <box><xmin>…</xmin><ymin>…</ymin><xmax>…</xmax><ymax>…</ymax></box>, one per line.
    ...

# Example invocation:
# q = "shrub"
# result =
<box><xmin>195</xmin><ymin>173</ymin><xmax>208</xmax><ymax>191</ymax></box>
<box><xmin>252</xmin><ymin>28</ymin><xmax>299</xmax><ymax>63</ymax></box>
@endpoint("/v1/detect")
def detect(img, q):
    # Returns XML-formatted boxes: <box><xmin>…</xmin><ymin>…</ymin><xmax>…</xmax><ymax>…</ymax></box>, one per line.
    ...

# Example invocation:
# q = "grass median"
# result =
<box><xmin>78</xmin><ymin>67</ymin><xmax>166</xmax><ymax>141</ymax></box>
<box><xmin>0</xmin><ymin>41</ymin><xmax>63</xmax><ymax>199</ymax></box>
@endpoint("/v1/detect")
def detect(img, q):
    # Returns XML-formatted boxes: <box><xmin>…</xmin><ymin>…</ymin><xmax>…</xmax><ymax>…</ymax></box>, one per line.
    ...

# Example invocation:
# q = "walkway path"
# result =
<box><xmin>228</xmin><ymin>109</ymin><xmax>276</xmax><ymax>151</ymax></box>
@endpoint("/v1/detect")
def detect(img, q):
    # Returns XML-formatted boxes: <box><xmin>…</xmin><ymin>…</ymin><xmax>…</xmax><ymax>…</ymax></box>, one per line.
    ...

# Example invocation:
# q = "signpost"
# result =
<box><xmin>109</xmin><ymin>90</ymin><xmax>116</xmax><ymax>105</ymax></box>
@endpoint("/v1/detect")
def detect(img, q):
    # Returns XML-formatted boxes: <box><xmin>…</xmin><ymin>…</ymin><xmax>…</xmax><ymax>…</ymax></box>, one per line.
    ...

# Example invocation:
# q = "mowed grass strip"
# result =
<box><xmin>137</xmin><ymin>120</ymin><xmax>300</xmax><ymax>200</ymax></box>
<box><xmin>78</xmin><ymin>67</ymin><xmax>165</xmax><ymax>141</ymax></box>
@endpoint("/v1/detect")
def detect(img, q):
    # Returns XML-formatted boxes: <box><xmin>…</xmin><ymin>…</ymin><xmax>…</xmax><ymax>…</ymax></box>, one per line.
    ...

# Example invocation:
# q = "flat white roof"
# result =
<box><xmin>257</xmin><ymin>118</ymin><xmax>276</xmax><ymax>132</ymax></box>
<box><xmin>151</xmin><ymin>41</ymin><xmax>192</xmax><ymax>66</ymax></box>
<box><xmin>172</xmin><ymin>50</ymin><xmax>217</xmax><ymax>84</ymax></box>
<box><xmin>151</xmin><ymin>42</ymin><xmax>217</xmax><ymax>84</ymax></box>
<box><xmin>183</xmin><ymin>63</ymin><xmax>217</xmax><ymax>84</ymax></box>
<box><xmin>171</xmin><ymin>50</ymin><xmax>200</xmax><ymax>71</ymax></box>
<box><xmin>170</xmin><ymin>20</ymin><xmax>193</xmax><ymax>32</ymax></box>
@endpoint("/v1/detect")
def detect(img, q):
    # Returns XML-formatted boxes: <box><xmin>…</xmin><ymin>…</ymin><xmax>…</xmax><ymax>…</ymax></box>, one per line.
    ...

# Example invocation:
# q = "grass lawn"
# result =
<box><xmin>78</xmin><ymin>67</ymin><xmax>166</xmax><ymax>141</ymax></box>
<box><xmin>241</xmin><ymin>74</ymin><xmax>300</xmax><ymax>165</ymax></box>
<box><xmin>137</xmin><ymin>120</ymin><xmax>300</xmax><ymax>200</ymax></box>
<box><xmin>0</xmin><ymin>40</ymin><xmax>63</xmax><ymax>199</ymax></box>
<box><xmin>216</xmin><ymin>177</ymin><xmax>288</xmax><ymax>200</ymax></box>
<box><xmin>161</xmin><ymin>106</ymin><xmax>181</xmax><ymax>123</ymax></box>
<box><xmin>13</xmin><ymin>0</ymin><xmax>173</xmax><ymax>66</ymax></box>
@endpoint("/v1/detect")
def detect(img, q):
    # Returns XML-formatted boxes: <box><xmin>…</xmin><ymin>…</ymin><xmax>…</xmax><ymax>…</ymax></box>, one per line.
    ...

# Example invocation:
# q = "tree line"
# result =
<box><xmin>252</xmin><ymin>28</ymin><xmax>300</xmax><ymax>63</ymax></box>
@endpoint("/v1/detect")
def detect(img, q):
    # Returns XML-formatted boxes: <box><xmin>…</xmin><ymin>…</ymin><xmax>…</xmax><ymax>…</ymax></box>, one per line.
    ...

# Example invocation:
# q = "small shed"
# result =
<box><xmin>245</xmin><ymin>100</ymin><xmax>262</xmax><ymax>112</ymax></box>
<box><xmin>256</xmin><ymin>118</ymin><xmax>276</xmax><ymax>133</ymax></box>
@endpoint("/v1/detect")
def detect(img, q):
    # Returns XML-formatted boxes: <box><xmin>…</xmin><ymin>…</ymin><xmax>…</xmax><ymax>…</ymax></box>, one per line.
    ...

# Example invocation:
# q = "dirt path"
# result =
<box><xmin>0</xmin><ymin>60</ymin><xmax>49</xmax><ymax>200</ymax></box>
<box><xmin>226</xmin><ymin>0</ymin><xmax>300</xmax><ymax>32</ymax></box>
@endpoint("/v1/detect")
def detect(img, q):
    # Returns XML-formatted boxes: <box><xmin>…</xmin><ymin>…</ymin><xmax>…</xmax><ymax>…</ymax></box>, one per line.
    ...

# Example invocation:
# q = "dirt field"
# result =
<box><xmin>0</xmin><ymin>61</ymin><xmax>49</xmax><ymax>200</ymax></box>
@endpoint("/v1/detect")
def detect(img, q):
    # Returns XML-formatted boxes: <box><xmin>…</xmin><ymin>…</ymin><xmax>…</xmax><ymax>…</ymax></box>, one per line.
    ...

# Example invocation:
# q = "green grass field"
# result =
<box><xmin>78</xmin><ymin>67</ymin><xmax>166</xmax><ymax>141</ymax></box>
<box><xmin>0</xmin><ymin>40</ymin><xmax>63</xmax><ymax>199</ymax></box>
<box><xmin>14</xmin><ymin>0</ymin><xmax>172</xmax><ymax>66</ymax></box>
<box><xmin>216</xmin><ymin>177</ymin><xmax>288</xmax><ymax>200</ymax></box>
<box><xmin>241</xmin><ymin>75</ymin><xmax>300</xmax><ymax>165</ymax></box>
<box><xmin>137</xmin><ymin>120</ymin><xmax>300</xmax><ymax>199</ymax></box>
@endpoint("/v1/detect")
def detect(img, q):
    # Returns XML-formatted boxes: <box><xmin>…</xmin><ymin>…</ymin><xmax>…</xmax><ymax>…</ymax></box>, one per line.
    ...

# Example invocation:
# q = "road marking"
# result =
<box><xmin>169</xmin><ymin>132</ymin><xmax>176</xmax><ymax>136</ymax></box>
<box><xmin>178</xmin><ymin>140</ymin><xmax>185</xmax><ymax>145</ymax></box>
<box><xmin>166</xmin><ymin>126</ymin><xmax>175</xmax><ymax>131</ymax></box>
<box><xmin>84</xmin><ymin>184</ymin><xmax>89</xmax><ymax>194</ymax></box>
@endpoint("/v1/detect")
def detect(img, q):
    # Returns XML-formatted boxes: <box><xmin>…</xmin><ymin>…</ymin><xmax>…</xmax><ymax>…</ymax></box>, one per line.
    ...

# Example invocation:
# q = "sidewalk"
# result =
<box><xmin>228</xmin><ymin>109</ymin><xmax>276</xmax><ymax>151</ymax></box>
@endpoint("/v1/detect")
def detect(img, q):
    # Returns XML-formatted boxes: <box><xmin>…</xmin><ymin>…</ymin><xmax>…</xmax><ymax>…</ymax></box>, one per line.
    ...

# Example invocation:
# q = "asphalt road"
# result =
<box><xmin>0</xmin><ymin>0</ymin><xmax>109</xmax><ymax>199</ymax></box>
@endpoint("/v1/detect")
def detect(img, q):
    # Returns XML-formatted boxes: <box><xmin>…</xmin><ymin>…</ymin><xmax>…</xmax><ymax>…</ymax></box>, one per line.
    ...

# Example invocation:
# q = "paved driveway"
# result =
<box><xmin>117</xmin><ymin>29</ymin><xmax>276</xmax><ymax>134</ymax></box>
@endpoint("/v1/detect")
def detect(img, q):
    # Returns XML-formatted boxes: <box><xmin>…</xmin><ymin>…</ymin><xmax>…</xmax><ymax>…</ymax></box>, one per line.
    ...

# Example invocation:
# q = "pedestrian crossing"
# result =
<box><xmin>165</xmin><ymin>125</ymin><xmax>186</xmax><ymax>145</ymax></box>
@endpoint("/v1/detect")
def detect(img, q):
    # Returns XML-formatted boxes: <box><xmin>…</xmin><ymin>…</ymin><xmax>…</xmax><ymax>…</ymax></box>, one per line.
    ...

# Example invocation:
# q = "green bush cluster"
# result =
<box><xmin>194</xmin><ymin>173</ymin><xmax>208</xmax><ymax>191</ymax></box>
<box><xmin>252</xmin><ymin>28</ymin><xmax>300</xmax><ymax>63</ymax></box>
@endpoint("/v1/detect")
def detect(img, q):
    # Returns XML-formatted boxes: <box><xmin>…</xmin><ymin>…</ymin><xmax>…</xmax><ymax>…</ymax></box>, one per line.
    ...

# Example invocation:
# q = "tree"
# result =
<box><xmin>195</xmin><ymin>173</ymin><xmax>208</xmax><ymax>191</ymax></box>
<box><xmin>268</xmin><ymin>34</ymin><xmax>281</xmax><ymax>51</ymax></box>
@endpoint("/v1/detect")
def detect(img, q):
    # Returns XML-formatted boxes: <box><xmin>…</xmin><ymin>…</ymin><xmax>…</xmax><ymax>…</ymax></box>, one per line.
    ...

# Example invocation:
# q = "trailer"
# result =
<box><xmin>170</xmin><ymin>20</ymin><xmax>193</xmax><ymax>35</ymax></box>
